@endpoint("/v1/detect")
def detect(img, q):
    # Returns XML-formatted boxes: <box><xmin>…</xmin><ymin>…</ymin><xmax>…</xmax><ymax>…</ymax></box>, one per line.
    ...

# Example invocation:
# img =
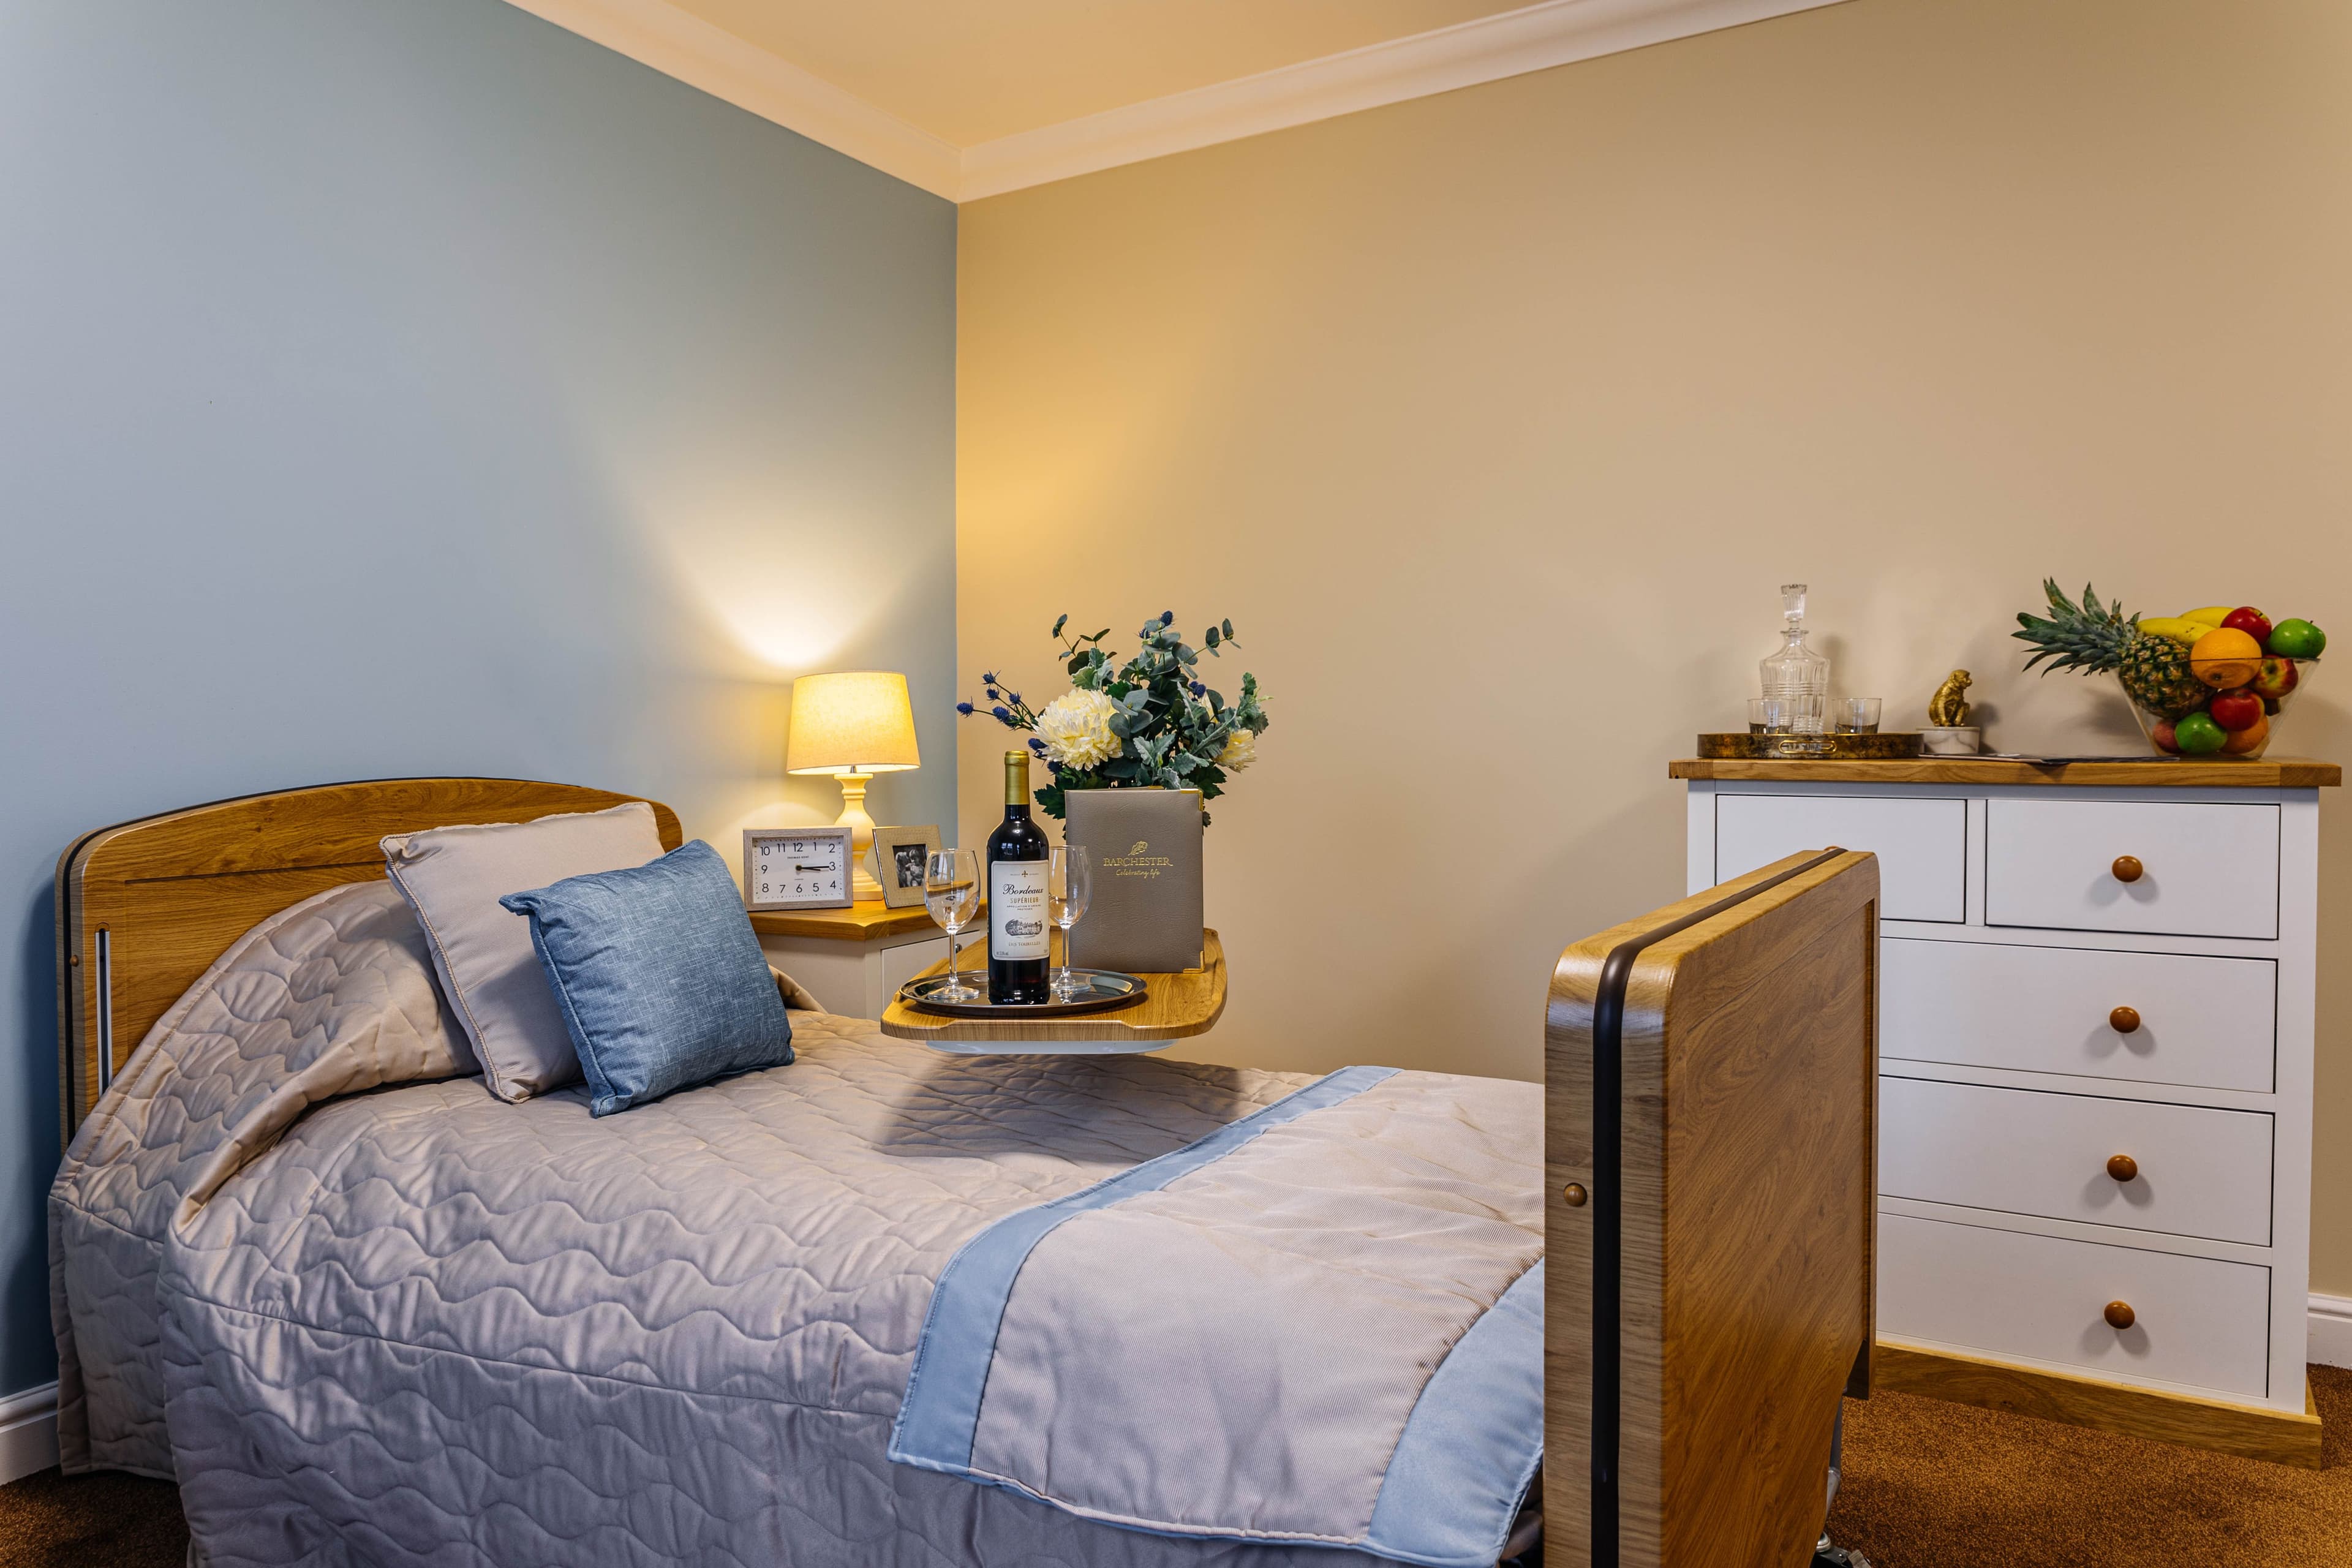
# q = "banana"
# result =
<box><xmin>2182</xmin><ymin>606</ymin><xmax>2235</xmax><ymax>627</ymax></box>
<box><xmin>2137</xmin><ymin>616</ymin><xmax>2211</xmax><ymax>644</ymax></box>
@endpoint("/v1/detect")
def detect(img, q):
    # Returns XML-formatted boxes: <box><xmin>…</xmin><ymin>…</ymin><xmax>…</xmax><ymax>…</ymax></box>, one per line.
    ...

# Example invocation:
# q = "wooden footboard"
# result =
<box><xmin>1545</xmin><ymin>849</ymin><xmax>1880</xmax><ymax>1568</ymax></box>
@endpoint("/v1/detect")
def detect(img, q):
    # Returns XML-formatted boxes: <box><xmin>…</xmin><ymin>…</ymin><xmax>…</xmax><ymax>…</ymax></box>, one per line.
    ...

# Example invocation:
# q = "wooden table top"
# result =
<box><xmin>747</xmin><ymin>901</ymin><xmax>976</xmax><ymax>943</ymax></box>
<box><xmin>1669</xmin><ymin>756</ymin><xmax>2341</xmax><ymax>788</ymax></box>
<box><xmin>878</xmin><ymin>930</ymin><xmax>1227</xmax><ymax>1049</ymax></box>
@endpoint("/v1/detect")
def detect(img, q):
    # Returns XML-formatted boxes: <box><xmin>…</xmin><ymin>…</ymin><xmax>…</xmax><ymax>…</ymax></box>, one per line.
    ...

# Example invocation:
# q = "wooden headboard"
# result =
<box><xmin>53</xmin><ymin>778</ymin><xmax>684</xmax><ymax>1140</ymax></box>
<box><xmin>1545</xmin><ymin>846</ymin><xmax>1879</xmax><ymax>1568</ymax></box>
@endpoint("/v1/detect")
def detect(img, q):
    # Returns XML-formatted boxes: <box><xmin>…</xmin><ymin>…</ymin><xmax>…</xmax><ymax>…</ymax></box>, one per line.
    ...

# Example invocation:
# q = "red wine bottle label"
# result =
<box><xmin>991</xmin><ymin>862</ymin><xmax>1050</xmax><ymax>960</ymax></box>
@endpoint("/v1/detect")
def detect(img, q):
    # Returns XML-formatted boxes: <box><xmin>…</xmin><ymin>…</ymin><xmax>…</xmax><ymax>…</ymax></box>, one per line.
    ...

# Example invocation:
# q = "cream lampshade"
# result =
<box><xmin>786</xmin><ymin>671</ymin><xmax>921</xmax><ymax>902</ymax></box>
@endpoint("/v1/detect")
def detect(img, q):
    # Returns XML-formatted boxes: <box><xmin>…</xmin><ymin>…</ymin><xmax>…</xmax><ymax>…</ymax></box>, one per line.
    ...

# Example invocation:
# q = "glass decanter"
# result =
<box><xmin>1759</xmin><ymin>583</ymin><xmax>1830</xmax><ymax>742</ymax></box>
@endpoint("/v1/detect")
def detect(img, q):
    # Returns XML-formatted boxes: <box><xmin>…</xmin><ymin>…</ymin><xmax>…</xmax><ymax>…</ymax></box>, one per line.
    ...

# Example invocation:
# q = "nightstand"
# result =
<box><xmin>750</xmin><ymin>903</ymin><xmax>979</xmax><ymax>1020</ymax></box>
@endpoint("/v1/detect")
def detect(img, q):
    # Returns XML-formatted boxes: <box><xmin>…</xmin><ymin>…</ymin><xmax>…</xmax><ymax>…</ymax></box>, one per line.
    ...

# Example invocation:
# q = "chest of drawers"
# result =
<box><xmin>1678</xmin><ymin>756</ymin><xmax>2339</xmax><ymax>1464</ymax></box>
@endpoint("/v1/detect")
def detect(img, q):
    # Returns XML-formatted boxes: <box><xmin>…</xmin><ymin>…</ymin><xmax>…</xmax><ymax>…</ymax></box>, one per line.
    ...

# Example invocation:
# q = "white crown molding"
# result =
<box><xmin>506</xmin><ymin>0</ymin><xmax>1849</xmax><ymax>202</ymax></box>
<box><xmin>0</xmin><ymin>1381</ymin><xmax>58</xmax><ymax>1485</ymax></box>
<box><xmin>502</xmin><ymin>0</ymin><xmax>963</xmax><ymax>198</ymax></box>
<box><xmin>2313</xmin><ymin>1292</ymin><xmax>2352</xmax><ymax>1370</ymax></box>
<box><xmin>957</xmin><ymin>0</ymin><xmax>1852</xmax><ymax>199</ymax></box>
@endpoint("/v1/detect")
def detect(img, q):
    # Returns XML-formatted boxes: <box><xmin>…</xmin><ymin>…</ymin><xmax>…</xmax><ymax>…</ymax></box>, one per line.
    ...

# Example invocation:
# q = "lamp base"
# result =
<box><xmin>831</xmin><ymin>772</ymin><xmax>887</xmax><ymax>902</ymax></box>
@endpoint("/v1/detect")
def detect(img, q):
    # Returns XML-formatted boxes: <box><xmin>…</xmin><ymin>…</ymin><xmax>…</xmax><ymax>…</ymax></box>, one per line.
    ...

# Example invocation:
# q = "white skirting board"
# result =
<box><xmin>2313</xmin><ymin>1294</ymin><xmax>2352</xmax><ymax>1371</ymax></box>
<box><xmin>0</xmin><ymin>1381</ymin><xmax>59</xmax><ymax>1485</ymax></box>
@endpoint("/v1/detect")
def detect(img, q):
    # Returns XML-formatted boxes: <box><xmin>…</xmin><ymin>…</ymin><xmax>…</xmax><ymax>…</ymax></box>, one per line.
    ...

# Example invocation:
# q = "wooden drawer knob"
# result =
<box><xmin>1561</xmin><ymin>1183</ymin><xmax>1587</xmax><ymax>1208</ymax></box>
<box><xmin>2104</xmin><ymin>1300</ymin><xmax>2136</xmax><ymax>1330</ymax></box>
<box><xmin>2111</xmin><ymin>855</ymin><xmax>2144</xmax><ymax>884</ymax></box>
<box><xmin>2106</xmin><ymin>1154</ymin><xmax>2139</xmax><ymax>1183</ymax></box>
<box><xmin>2109</xmin><ymin>1005</ymin><xmax>2142</xmax><ymax>1034</ymax></box>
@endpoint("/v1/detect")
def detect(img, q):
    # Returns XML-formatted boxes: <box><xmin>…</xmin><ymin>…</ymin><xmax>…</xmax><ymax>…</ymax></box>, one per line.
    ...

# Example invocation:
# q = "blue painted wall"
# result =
<box><xmin>0</xmin><ymin>0</ymin><xmax>956</xmax><ymax>1395</ymax></box>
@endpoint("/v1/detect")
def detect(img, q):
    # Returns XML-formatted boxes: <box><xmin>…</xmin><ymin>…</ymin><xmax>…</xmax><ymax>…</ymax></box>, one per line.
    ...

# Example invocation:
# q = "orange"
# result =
<box><xmin>2222</xmin><ymin>708</ymin><xmax>2271</xmax><ymax>755</ymax></box>
<box><xmin>2190</xmin><ymin>627</ymin><xmax>2264</xmax><ymax>688</ymax></box>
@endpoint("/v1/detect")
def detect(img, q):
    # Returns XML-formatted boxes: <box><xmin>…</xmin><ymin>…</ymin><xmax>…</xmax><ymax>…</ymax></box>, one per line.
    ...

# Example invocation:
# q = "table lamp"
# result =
<box><xmin>786</xmin><ymin>671</ymin><xmax>921</xmax><ymax>902</ymax></box>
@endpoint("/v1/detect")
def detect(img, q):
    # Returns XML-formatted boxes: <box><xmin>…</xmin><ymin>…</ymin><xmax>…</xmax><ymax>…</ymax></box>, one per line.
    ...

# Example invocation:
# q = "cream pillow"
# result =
<box><xmin>383</xmin><ymin>802</ymin><xmax>667</xmax><ymax>1101</ymax></box>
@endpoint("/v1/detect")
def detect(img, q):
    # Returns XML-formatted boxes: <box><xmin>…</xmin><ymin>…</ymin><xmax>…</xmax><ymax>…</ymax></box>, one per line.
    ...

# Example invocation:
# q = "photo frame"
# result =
<box><xmin>869</xmin><ymin>824</ymin><xmax>942</xmax><ymax>909</ymax></box>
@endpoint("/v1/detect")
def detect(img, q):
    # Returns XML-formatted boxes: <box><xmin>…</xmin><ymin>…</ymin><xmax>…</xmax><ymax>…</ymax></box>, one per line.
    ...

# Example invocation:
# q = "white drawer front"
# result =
<box><xmin>1880</xmin><ymin>939</ymin><xmax>2276</xmax><ymax>1093</ymax></box>
<box><xmin>1716</xmin><ymin>793</ymin><xmax>1964</xmax><ymax>922</ymax></box>
<box><xmin>1879</xmin><ymin>1214</ymin><xmax>2272</xmax><ymax>1398</ymax></box>
<box><xmin>1880</xmin><ymin>1077</ymin><xmax>2273</xmax><ymax>1244</ymax></box>
<box><xmin>1984</xmin><ymin>799</ymin><xmax>2280</xmax><ymax>939</ymax></box>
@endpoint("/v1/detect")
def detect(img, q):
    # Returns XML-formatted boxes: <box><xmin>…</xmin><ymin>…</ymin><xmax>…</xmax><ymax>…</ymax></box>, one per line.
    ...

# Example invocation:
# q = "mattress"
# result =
<box><xmin>51</xmin><ymin>880</ymin><xmax>1542</xmax><ymax>1567</ymax></box>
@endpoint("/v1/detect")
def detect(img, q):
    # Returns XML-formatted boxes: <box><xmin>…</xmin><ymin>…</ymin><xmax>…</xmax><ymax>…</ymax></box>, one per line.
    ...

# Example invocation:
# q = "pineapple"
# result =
<box><xmin>2013</xmin><ymin>580</ymin><xmax>2206</xmax><ymax>717</ymax></box>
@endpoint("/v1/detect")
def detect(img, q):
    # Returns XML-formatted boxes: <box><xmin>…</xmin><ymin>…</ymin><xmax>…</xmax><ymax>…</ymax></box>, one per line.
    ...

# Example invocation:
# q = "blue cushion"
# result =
<box><xmin>499</xmin><ymin>839</ymin><xmax>793</xmax><ymax>1116</ymax></box>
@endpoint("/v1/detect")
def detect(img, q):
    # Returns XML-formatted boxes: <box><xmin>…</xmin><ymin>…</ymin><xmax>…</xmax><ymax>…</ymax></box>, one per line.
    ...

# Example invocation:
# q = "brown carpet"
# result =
<box><xmin>0</xmin><ymin>1464</ymin><xmax>185</xmax><ymax>1568</ymax></box>
<box><xmin>1828</xmin><ymin>1364</ymin><xmax>2352</xmax><ymax>1568</ymax></box>
<box><xmin>0</xmin><ymin>1371</ymin><xmax>2344</xmax><ymax>1566</ymax></box>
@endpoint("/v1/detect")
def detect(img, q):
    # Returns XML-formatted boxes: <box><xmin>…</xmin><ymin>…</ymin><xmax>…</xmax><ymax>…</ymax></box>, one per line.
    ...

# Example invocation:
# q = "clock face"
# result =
<box><xmin>746</xmin><ymin>831</ymin><xmax>853</xmax><ymax>909</ymax></box>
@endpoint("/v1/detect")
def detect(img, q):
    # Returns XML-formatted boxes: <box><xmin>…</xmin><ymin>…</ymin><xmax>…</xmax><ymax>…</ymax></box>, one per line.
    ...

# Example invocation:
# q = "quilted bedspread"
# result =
<box><xmin>51</xmin><ymin>880</ymin><xmax>1542</xmax><ymax>1567</ymax></box>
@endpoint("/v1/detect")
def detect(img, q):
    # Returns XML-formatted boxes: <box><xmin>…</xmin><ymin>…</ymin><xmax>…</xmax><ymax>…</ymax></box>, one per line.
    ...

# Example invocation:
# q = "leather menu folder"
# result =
<box><xmin>1063</xmin><ymin>788</ymin><xmax>1204</xmax><ymax>974</ymax></box>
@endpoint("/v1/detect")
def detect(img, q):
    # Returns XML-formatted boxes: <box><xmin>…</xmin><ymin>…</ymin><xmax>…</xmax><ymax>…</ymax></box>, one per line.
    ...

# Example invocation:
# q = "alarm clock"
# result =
<box><xmin>742</xmin><ymin>826</ymin><xmax>855</xmax><ymax>911</ymax></box>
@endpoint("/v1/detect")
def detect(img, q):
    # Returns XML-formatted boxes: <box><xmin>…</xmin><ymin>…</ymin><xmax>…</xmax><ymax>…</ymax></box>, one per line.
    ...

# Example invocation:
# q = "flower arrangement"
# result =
<box><xmin>959</xmin><ymin>613</ymin><xmax>1269</xmax><ymax>824</ymax></box>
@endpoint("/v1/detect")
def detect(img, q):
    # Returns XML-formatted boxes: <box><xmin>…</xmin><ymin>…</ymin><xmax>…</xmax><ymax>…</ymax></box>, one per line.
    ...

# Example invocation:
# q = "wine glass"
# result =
<box><xmin>1049</xmin><ymin>844</ymin><xmax>1092</xmax><ymax>1002</ymax></box>
<box><xmin>924</xmin><ymin>849</ymin><xmax>981</xmax><ymax>1003</ymax></box>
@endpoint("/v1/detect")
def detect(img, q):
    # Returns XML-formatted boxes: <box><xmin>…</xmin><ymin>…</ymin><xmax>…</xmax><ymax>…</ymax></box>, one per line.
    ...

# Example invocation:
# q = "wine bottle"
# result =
<box><xmin>986</xmin><ymin>750</ymin><xmax>1052</xmax><ymax>1004</ymax></box>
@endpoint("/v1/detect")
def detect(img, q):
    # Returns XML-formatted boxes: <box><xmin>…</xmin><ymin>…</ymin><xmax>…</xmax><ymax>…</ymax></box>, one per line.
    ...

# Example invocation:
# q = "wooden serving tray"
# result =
<box><xmin>879</xmin><ymin>930</ymin><xmax>1226</xmax><ymax>1054</ymax></box>
<box><xmin>1697</xmin><ymin>731</ymin><xmax>1923</xmax><ymax>760</ymax></box>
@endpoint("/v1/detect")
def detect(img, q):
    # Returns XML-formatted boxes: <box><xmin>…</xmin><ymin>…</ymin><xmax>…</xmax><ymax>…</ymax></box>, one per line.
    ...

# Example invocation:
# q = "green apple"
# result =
<box><xmin>2269</xmin><ymin>619</ymin><xmax>2326</xmax><ymax>658</ymax></box>
<box><xmin>2173</xmin><ymin>712</ymin><xmax>2228</xmax><ymax>754</ymax></box>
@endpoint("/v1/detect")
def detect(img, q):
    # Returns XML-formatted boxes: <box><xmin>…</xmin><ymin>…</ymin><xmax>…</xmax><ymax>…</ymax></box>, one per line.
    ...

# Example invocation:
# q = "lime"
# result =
<box><xmin>2174</xmin><ymin>712</ymin><xmax>2228</xmax><ymax>754</ymax></box>
<box><xmin>2269</xmin><ymin>619</ymin><xmax>2327</xmax><ymax>659</ymax></box>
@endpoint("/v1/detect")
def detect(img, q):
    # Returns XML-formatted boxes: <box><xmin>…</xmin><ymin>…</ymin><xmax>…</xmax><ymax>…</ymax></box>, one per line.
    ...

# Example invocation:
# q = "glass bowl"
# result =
<box><xmin>2120</xmin><ymin>654</ymin><xmax>2317</xmax><ymax>761</ymax></box>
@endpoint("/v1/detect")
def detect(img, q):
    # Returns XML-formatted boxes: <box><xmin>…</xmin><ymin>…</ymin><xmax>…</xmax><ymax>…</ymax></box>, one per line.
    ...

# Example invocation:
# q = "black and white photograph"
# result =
<box><xmin>869</xmin><ymin>825</ymin><xmax>943</xmax><ymax>910</ymax></box>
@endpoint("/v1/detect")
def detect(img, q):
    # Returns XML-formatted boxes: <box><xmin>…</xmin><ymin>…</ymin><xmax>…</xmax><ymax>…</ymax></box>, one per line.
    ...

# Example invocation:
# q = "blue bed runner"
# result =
<box><xmin>888</xmin><ymin>1064</ymin><xmax>1544</xmax><ymax>1568</ymax></box>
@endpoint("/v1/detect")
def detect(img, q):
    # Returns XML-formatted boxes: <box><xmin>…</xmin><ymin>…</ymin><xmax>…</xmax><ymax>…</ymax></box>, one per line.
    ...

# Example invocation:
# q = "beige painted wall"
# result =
<box><xmin>956</xmin><ymin>0</ymin><xmax>2352</xmax><ymax>1289</ymax></box>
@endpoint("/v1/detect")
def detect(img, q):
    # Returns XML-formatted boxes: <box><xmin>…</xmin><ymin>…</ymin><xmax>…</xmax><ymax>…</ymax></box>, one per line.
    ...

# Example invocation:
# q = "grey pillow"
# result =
<box><xmin>383</xmin><ymin>802</ymin><xmax>667</xmax><ymax>1101</ymax></box>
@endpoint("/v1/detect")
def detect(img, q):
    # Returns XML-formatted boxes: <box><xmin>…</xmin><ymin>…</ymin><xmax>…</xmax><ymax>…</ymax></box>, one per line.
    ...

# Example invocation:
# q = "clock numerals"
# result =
<box><xmin>748</xmin><ymin>830</ymin><xmax>850</xmax><ymax>908</ymax></box>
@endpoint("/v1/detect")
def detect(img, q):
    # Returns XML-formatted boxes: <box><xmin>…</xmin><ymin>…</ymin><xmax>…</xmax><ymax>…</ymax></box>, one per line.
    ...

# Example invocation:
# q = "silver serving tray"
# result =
<box><xmin>899</xmin><ymin>969</ymin><xmax>1148</xmax><ymax>1019</ymax></box>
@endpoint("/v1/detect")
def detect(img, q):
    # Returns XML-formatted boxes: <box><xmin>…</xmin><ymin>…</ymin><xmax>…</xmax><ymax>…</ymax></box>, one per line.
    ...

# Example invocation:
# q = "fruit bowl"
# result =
<box><xmin>2121</xmin><ymin>644</ymin><xmax>2318</xmax><ymax>761</ymax></box>
<box><xmin>2016</xmin><ymin>586</ymin><xmax>2326</xmax><ymax>762</ymax></box>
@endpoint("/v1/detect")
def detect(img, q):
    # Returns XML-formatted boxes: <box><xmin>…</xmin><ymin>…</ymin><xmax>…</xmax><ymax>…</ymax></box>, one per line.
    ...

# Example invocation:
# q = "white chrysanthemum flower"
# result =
<box><xmin>1215</xmin><ymin>729</ymin><xmax>1257</xmax><ymax>772</ymax></box>
<box><xmin>1036</xmin><ymin>688</ymin><xmax>1122</xmax><ymax>769</ymax></box>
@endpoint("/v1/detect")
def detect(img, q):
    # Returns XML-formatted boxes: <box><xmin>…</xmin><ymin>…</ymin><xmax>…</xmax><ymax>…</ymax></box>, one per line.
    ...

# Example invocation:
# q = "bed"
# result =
<box><xmin>50</xmin><ymin>780</ymin><xmax>1548</xmax><ymax>1568</ymax></box>
<box><xmin>50</xmin><ymin>780</ymin><xmax>1543</xmax><ymax>1561</ymax></box>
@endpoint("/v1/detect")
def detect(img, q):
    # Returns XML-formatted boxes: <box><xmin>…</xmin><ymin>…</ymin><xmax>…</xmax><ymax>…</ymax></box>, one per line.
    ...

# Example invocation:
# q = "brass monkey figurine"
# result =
<box><xmin>1928</xmin><ymin>669</ymin><xmax>1973</xmax><ymax>728</ymax></box>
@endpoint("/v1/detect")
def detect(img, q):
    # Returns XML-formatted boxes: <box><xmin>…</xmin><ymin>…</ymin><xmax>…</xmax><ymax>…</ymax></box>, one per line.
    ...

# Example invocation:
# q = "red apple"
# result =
<box><xmin>2150</xmin><ymin>719</ymin><xmax>2181</xmax><ymax>753</ymax></box>
<box><xmin>2208</xmin><ymin>687</ymin><xmax>2265</xmax><ymax>731</ymax></box>
<box><xmin>2221</xmin><ymin>606</ymin><xmax>2274</xmax><ymax>643</ymax></box>
<box><xmin>2251</xmin><ymin>655</ymin><xmax>2298</xmax><ymax>704</ymax></box>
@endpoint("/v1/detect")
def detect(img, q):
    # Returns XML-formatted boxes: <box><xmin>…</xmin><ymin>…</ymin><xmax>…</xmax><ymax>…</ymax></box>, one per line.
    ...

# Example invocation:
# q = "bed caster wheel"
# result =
<box><xmin>1814</xmin><ymin>1535</ymin><xmax>1871</xmax><ymax>1568</ymax></box>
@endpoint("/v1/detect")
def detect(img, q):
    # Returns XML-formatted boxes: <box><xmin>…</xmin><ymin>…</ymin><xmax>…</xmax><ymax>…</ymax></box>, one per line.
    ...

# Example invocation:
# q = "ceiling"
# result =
<box><xmin>662</xmin><ymin>1</ymin><xmax>1540</xmax><ymax>148</ymax></box>
<box><xmin>508</xmin><ymin>0</ymin><xmax>1850</xmax><ymax>200</ymax></box>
